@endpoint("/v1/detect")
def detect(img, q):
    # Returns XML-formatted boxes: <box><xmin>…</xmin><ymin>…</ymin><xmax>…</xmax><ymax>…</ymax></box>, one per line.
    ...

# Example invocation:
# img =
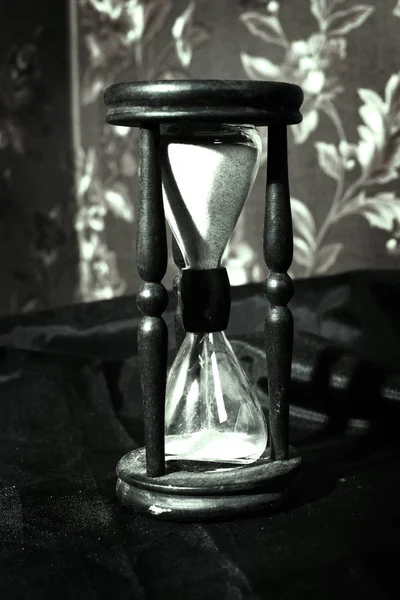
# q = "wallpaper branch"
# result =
<box><xmin>242</xmin><ymin>0</ymin><xmax>400</xmax><ymax>277</ymax></box>
<box><xmin>1</xmin><ymin>0</ymin><xmax>400</xmax><ymax>315</ymax></box>
<box><xmin>74</xmin><ymin>0</ymin><xmax>400</xmax><ymax>304</ymax></box>
<box><xmin>76</xmin><ymin>0</ymin><xmax>212</xmax><ymax>302</ymax></box>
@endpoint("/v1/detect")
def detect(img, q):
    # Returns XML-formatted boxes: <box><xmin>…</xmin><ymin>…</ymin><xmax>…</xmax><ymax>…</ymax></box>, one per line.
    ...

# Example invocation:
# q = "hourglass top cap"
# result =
<box><xmin>104</xmin><ymin>80</ymin><xmax>303</xmax><ymax>128</ymax></box>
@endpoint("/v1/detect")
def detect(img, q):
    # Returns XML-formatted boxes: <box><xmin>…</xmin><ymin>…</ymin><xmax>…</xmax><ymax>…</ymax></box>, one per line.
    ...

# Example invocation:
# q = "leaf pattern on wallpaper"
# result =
<box><xmin>336</xmin><ymin>192</ymin><xmax>400</xmax><ymax>230</ymax></box>
<box><xmin>76</xmin><ymin>146</ymin><xmax>128</xmax><ymax>301</ymax></box>
<box><xmin>78</xmin><ymin>0</ymin><xmax>210</xmax><ymax>301</ymax></box>
<box><xmin>104</xmin><ymin>184</ymin><xmax>135</xmax><ymax>223</ymax></box>
<box><xmin>241</xmin><ymin>1</ymin><xmax>374</xmax><ymax>146</ymax></box>
<box><xmin>240</xmin><ymin>8</ymin><xmax>287</xmax><ymax>47</ymax></box>
<box><xmin>172</xmin><ymin>1</ymin><xmax>210</xmax><ymax>68</ymax></box>
<box><xmin>221</xmin><ymin>212</ymin><xmax>264</xmax><ymax>286</ymax></box>
<box><xmin>307</xmin><ymin>71</ymin><xmax>400</xmax><ymax>274</ymax></box>
<box><xmin>241</xmin><ymin>0</ymin><xmax>400</xmax><ymax>275</ymax></box>
<box><xmin>323</xmin><ymin>5</ymin><xmax>374</xmax><ymax>35</ymax></box>
<box><xmin>315</xmin><ymin>142</ymin><xmax>341</xmax><ymax>180</ymax></box>
<box><xmin>79</xmin><ymin>0</ymin><xmax>209</xmax><ymax>102</ymax></box>
<box><xmin>291</xmin><ymin>198</ymin><xmax>317</xmax><ymax>270</ymax></box>
<box><xmin>79</xmin><ymin>0</ymin><xmax>173</xmax><ymax>103</ymax></box>
<box><xmin>76</xmin><ymin>0</ymin><xmax>400</xmax><ymax>297</ymax></box>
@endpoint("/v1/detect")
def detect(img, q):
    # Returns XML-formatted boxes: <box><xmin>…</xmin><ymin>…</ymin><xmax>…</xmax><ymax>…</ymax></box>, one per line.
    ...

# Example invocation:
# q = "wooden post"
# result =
<box><xmin>136</xmin><ymin>126</ymin><xmax>168</xmax><ymax>477</ymax></box>
<box><xmin>263</xmin><ymin>125</ymin><xmax>294</xmax><ymax>461</ymax></box>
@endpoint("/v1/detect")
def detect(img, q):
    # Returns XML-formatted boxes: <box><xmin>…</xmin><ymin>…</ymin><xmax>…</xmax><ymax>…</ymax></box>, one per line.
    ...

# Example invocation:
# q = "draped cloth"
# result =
<box><xmin>1</xmin><ymin>271</ymin><xmax>399</xmax><ymax>599</ymax></box>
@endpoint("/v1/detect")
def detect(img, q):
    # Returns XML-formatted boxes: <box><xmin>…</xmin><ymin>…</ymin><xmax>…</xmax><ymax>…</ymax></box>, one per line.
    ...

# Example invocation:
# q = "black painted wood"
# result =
<box><xmin>106</xmin><ymin>79</ymin><xmax>303</xmax><ymax>519</ymax></box>
<box><xmin>264</xmin><ymin>125</ymin><xmax>294</xmax><ymax>461</ymax></box>
<box><xmin>115</xmin><ymin>446</ymin><xmax>301</xmax><ymax>522</ymax></box>
<box><xmin>172</xmin><ymin>235</ymin><xmax>186</xmax><ymax>350</ymax></box>
<box><xmin>137</xmin><ymin>126</ymin><xmax>168</xmax><ymax>477</ymax></box>
<box><xmin>104</xmin><ymin>80</ymin><xmax>303</xmax><ymax>127</ymax></box>
<box><xmin>137</xmin><ymin>127</ymin><xmax>167</xmax><ymax>282</ymax></box>
<box><xmin>180</xmin><ymin>267</ymin><xmax>231</xmax><ymax>333</ymax></box>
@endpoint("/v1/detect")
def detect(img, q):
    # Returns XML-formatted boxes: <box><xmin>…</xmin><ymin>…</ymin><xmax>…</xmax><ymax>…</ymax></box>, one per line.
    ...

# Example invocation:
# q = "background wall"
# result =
<box><xmin>0</xmin><ymin>0</ymin><xmax>77</xmax><ymax>316</ymax></box>
<box><xmin>1</xmin><ymin>0</ymin><xmax>400</xmax><ymax>315</ymax></box>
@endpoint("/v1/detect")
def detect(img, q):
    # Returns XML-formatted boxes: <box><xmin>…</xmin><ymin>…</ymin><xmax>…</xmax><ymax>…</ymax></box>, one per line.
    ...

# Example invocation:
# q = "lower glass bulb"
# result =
<box><xmin>165</xmin><ymin>331</ymin><xmax>268</xmax><ymax>468</ymax></box>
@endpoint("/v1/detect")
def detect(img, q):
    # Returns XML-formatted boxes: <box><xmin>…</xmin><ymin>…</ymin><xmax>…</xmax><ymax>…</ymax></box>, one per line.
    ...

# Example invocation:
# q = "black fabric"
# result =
<box><xmin>1</xmin><ymin>270</ymin><xmax>400</xmax><ymax>599</ymax></box>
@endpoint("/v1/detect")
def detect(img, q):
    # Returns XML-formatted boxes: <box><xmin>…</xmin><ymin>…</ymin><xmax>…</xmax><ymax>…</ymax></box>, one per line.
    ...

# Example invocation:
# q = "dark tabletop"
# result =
<box><xmin>0</xmin><ymin>270</ymin><xmax>400</xmax><ymax>600</ymax></box>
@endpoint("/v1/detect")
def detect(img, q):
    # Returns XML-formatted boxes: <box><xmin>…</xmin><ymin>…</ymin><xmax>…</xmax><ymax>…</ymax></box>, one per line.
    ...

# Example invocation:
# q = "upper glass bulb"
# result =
<box><xmin>161</xmin><ymin>123</ymin><xmax>262</xmax><ymax>269</ymax></box>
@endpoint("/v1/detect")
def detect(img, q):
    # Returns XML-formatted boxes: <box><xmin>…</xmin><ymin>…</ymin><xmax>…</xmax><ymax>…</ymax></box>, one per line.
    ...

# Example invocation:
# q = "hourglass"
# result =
<box><xmin>105</xmin><ymin>80</ymin><xmax>303</xmax><ymax>521</ymax></box>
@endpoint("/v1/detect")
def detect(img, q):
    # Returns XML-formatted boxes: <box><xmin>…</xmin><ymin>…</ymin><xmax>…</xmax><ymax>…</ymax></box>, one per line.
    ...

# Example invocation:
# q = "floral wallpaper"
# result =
<box><xmin>1</xmin><ymin>0</ymin><xmax>400</xmax><ymax>315</ymax></box>
<box><xmin>75</xmin><ymin>0</ymin><xmax>400</xmax><ymax>302</ymax></box>
<box><xmin>240</xmin><ymin>0</ymin><xmax>400</xmax><ymax>277</ymax></box>
<box><xmin>76</xmin><ymin>0</ymin><xmax>212</xmax><ymax>301</ymax></box>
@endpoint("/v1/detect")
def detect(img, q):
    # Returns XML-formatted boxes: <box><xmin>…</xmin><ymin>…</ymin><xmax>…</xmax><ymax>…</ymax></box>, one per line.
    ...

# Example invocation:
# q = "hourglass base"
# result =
<box><xmin>115</xmin><ymin>446</ymin><xmax>301</xmax><ymax>522</ymax></box>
